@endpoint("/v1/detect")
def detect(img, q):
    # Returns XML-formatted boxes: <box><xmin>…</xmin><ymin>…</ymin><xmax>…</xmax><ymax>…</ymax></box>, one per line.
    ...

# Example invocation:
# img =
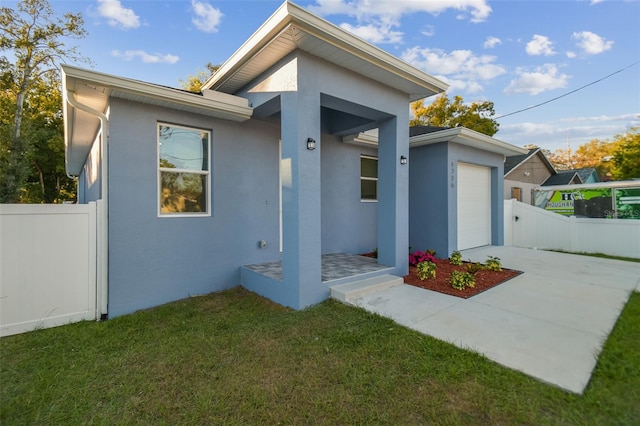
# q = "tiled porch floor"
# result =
<box><xmin>243</xmin><ymin>253</ymin><xmax>390</xmax><ymax>282</ymax></box>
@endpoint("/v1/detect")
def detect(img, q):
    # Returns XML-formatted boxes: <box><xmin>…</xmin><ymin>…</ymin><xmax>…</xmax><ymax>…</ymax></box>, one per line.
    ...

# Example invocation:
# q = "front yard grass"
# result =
<box><xmin>2</xmin><ymin>288</ymin><xmax>639</xmax><ymax>424</ymax></box>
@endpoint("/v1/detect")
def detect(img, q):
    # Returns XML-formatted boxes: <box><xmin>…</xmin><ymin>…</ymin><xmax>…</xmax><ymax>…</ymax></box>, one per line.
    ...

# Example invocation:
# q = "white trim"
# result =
<box><xmin>410</xmin><ymin>127</ymin><xmax>527</xmax><ymax>156</ymax></box>
<box><xmin>202</xmin><ymin>1</ymin><xmax>448</xmax><ymax>99</ymax></box>
<box><xmin>157</xmin><ymin>123</ymin><xmax>212</xmax><ymax>217</ymax></box>
<box><xmin>360</xmin><ymin>155</ymin><xmax>378</xmax><ymax>201</ymax></box>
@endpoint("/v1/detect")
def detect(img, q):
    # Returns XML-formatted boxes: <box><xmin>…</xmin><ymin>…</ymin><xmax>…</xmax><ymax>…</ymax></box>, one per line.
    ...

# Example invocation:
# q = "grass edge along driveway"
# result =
<box><xmin>2</xmin><ymin>287</ymin><xmax>639</xmax><ymax>425</ymax></box>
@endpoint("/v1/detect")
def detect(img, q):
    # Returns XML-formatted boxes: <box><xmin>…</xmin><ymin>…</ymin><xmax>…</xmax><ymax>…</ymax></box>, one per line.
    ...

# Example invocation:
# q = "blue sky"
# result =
<box><xmin>18</xmin><ymin>0</ymin><xmax>640</xmax><ymax>152</ymax></box>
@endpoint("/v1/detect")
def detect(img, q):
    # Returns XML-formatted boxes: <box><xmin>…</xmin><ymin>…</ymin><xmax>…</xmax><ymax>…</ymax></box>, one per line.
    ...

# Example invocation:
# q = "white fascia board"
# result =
<box><xmin>202</xmin><ymin>1</ymin><xmax>448</xmax><ymax>98</ymax></box>
<box><xmin>63</xmin><ymin>65</ymin><xmax>252</xmax><ymax>121</ymax></box>
<box><xmin>410</xmin><ymin>127</ymin><xmax>528</xmax><ymax>156</ymax></box>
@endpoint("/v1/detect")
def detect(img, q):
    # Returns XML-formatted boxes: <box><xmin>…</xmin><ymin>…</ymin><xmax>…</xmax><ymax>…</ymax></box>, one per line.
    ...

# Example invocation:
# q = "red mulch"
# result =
<box><xmin>404</xmin><ymin>258</ymin><xmax>522</xmax><ymax>299</ymax></box>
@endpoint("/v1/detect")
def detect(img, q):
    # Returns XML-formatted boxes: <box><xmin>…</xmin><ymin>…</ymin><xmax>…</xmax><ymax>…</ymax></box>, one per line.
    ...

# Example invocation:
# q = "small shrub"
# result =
<box><xmin>465</xmin><ymin>261</ymin><xmax>484</xmax><ymax>275</ymax></box>
<box><xmin>450</xmin><ymin>250</ymin><xmax>463</xmax><ymax>266</ymax></box>
<box><xmin>427</xmin><ymin>249</ymin><xmax>436</xmax><ymax>257</ymax></box>
<box><xmin>449</xmin><ymin>270</ymin><xmax>476</xmax><ymax>290</ymax></box>
<box><xmin>485</xmin><ymin>255</ymin><xmax>502</xmax><ymax>271</ymax></box>
<box><xmin>409</xmin><ymin>250</ymin><xmax>436</xmax><ymax>266</ymax></box>
<box><xmin>416</xmin><ymin>261</ymin><xmax>437</xmax><ymax>280</ymax></box>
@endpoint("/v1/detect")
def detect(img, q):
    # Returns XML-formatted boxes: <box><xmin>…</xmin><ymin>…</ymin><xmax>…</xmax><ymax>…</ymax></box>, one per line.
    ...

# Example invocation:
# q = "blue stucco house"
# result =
<box><xmin>62</xmin><ymin>1</ymin><xmax>525</xmax><ymax>318</ymax></box>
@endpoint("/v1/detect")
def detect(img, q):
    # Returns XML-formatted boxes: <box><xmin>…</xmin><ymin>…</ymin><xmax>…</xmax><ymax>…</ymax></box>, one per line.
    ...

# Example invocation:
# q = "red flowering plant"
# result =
<box><xmin>409</xmin><ymin>250</ymin><xmax>436</xmax><ymax>266</ymax></box>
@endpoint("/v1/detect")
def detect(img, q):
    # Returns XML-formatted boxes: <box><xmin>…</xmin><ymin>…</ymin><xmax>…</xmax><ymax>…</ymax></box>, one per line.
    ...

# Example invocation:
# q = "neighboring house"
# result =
<box><xmin>504</xmin><ymin>148</ymin><xmax>556</xmax><ymax>204</ymax></box>
<box><xmin>62</xmin><ymin>1</ymin><xmax>524</xmax><ymax>318</ymax></box>
<box><xmin>574</xmin><ymin>168</ymin><xmax>600</xmax><ymax>184</ymax></box>
<box><xmin>541</xmin><ymin>170</ymin><xmax>583</xmax><ymax>186</ymax></box>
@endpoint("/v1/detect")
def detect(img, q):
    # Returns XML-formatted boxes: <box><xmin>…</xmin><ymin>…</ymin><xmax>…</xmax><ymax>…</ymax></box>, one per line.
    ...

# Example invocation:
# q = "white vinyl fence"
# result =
<box><xmin>504</xmin><ymin>199</ymin><xmax>640</xmax><ymax>258</ymax></box>
<box><xmin>0</xmin><ymin>203</ymin><xmax>99</xmax><ymax>337</ymax></box>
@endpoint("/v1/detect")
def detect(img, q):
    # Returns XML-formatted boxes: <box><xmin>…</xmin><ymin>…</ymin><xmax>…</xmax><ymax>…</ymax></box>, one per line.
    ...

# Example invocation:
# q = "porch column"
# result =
<box><xmin>377</xmin><ymin>117</ymin><xmax>409</xmax><ymax>276</ymax></box>
<box><xmin>280</xmin><ymin>91</ymin><xmax>324</xmax><ymax>309</ymax></box>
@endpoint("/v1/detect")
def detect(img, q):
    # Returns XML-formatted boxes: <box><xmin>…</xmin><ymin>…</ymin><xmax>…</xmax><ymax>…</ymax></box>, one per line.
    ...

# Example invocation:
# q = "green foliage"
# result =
<box><xmin>465</xmin><ymin>261</ymin><xmax>484</xmax><ymax>275</ymax></box>
<box><xmin>179</xmin><ymin>62</ymin><xmax>220</xmax><ymax>92</ymax></box>
<box><xmin>411</xmin><ymin>94</ymin><xmax>499</xmax><ymax>136</ymax></box>
<box><xmin>416</xmin><ymin>261</ymin><xmax>437</xmax><ymax>280</ymax></box>
<box><xmin>1</xmin><ymin>288</ymin><xmax>639</xmax><ymax>424</ymax></box>
<box><xmin>449</xmin><ymin>270</ymin><xmax>476</xmax><ymax>290</ymax></box>
<box><xmin>0</xmin><ymin>0</ymin><xmax>88</xmax><ymax>203</ymax></box>
<box><xmin>449</xmin><ymin>250</ymin><xmax>463</xmax><ymax>266</ymax></box>
<box><xmin>485</xmin><ymin>255</ymin><xmax>502</xmax><ymax>272</ymax></box>
<box><xmin>611</xmin><ymin>127</ymin><xmax>640</xmax><ymax>180</ymax></box>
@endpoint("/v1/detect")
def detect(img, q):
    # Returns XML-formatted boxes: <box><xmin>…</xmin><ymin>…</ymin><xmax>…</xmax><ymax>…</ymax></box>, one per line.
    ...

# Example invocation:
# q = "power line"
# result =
<box><xmin>495</xmin><ymin>61</ymin><xmax>639</xmax><ymax>120</ymax></box>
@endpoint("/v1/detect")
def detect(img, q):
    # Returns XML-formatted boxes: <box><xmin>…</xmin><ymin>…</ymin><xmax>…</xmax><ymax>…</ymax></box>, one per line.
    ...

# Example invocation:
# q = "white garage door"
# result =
<box><xmin>457</xmin><ymin>163</ymin><xmax>491</xmax><ymax>250</ymax></box>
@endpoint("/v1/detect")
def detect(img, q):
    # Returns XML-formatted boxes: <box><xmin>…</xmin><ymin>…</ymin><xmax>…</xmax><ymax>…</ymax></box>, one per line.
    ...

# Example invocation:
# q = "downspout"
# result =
<box><xmin>65</xmin><ymin>90</ymin><xmax>109</xmax><ymax>320</ymax></box>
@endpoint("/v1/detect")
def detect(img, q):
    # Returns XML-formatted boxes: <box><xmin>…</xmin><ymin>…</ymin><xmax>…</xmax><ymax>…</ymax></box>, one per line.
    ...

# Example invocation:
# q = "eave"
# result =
<box><xmin>62</xmin><ymin>65</ymin><xmax>253</xmax><ymax>176</ymax></box>
<box><xmin>202</xmin><ymin>1</ymin><xmax>448</xmax><ymax>101</ymax></box>
<box><xmin>409</xmin><ymin>127</ymin><xmax>528</xmax><ymax>157</ymax></box>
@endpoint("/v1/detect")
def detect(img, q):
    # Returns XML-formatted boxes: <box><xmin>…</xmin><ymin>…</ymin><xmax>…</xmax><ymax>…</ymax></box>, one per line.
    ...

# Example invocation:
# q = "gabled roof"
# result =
<box><xmin>62</xmin><ymin>65</ymin><xmax>253</xmax><ymax>176</ymax></box>
<box><xmin>409</xmin><ymin>125</ymin><xmax>450</xmax><ymax>137</ymax></box>
<box><xmin>504</xmin><ymin>147</ymin><xmax>556</xmax><ymax>177</ymax></box>
<box><xmin>202</xmin><ymin>1</ymin><xmax>448</xmax><ymax>101</ymax></box>
<box><xmin>574</xmin><ymin>167</ymin><xmax>599</xmax><ymax>182</ymax></box>
<box><xmin>409</xmin><ymin>126</ymin><xmax>527</xmax><ymax>156</ymax></box>
<box><xmin>542</xmin><ymin>170</ymin><xmax>583</xmax><ymax>186</ymax></box>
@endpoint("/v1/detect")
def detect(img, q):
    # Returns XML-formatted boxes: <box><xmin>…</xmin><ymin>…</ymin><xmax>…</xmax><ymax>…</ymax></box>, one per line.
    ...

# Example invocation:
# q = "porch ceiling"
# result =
<box><xmin>202</xmin><ymin>2</ymin><xmax>448</xmax><ymax>101</ymax></box>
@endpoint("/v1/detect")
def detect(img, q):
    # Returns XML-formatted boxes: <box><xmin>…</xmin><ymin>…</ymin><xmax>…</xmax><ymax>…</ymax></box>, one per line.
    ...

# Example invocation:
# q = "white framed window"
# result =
<box><xmin>158</xmin><ymin>123</ymin><xmax>211</xmax><ymax>216</ymax></box>
<box><xmin>361</xmin><ymin>155</ymin><xmax>378</xmax><ymax>201</ymax></box>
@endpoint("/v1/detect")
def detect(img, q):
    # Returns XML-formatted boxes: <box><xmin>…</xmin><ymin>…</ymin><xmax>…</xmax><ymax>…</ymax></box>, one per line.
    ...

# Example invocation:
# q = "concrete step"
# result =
<box><xmin>330</xmin><ymin>274</ymin><xmax>404</xmax><ymax>302</ymax></box>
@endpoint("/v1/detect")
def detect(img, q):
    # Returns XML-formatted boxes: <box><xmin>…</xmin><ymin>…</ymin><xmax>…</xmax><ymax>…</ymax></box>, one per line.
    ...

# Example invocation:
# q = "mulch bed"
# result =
<box><xmin>404</xmin><ymin>258</ymin><xmax>522</xmax><ymax>299</ymax></box>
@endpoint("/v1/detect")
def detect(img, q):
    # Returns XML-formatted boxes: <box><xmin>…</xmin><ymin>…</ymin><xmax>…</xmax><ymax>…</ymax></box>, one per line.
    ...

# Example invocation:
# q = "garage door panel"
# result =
<box><xmin>457</xmin><ymin>163</ymin><xmax>491</xmax><ymax>250</ymax></box>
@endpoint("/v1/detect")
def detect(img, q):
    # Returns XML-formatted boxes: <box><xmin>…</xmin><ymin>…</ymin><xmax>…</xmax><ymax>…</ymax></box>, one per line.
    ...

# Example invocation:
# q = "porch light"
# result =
<box><xmin>306</xmin><ymin>137</ymin><xmax>316</xmax><ymax>150</ymax></box>
<box><xmin>400</xmin><ymin>155</ymin><xmax>407</xmax><ymax>165</ymax></box>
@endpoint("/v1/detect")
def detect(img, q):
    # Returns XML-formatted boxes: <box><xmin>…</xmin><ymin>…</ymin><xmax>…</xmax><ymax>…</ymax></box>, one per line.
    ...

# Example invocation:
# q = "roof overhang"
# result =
<box><xmin>62</xmin><ymin>64</ymin><xmax>253</xmax><ymax>176</ymax></box>
<box><xmin>409</xmin><ymin>127</ymin><xmax>528</xmax><ymax>157</ymax></box>
<box><xmin>202</xmin><ymin>1</ymin><xmax>448</xmax><ymax>101</ymax></box>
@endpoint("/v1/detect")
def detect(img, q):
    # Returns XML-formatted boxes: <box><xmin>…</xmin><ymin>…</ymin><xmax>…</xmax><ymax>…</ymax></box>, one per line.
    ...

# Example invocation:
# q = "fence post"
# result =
<box><xmin>96</xmin><ymin>199</ymin><xmax>108</xmax><ymax>319</ymax></box>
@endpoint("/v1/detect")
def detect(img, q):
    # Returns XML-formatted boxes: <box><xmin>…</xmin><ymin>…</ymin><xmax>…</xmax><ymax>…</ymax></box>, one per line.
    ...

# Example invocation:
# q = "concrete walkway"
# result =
<box><xmin>347</xmin><ymin>246</ymin><xmax>640</xmax><ymax>394</ymax></box>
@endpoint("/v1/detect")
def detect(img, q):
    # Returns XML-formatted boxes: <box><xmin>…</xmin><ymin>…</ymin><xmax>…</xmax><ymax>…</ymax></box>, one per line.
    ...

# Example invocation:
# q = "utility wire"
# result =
<box><xmin>495</xmin><ymin>61</ymin><xmax>639</xmax><ymax>120</ymax></box>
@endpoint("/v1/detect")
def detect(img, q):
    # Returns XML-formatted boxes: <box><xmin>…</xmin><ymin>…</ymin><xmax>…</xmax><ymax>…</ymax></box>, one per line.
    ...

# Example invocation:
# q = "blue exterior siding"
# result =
<box><xmin>321</xmin><ymin>135</ymin><xmax>378</xmax><ymax>255</ymax></box>
<box><xmin>78</xmin><ymin>135</ymin><xmax>102</xmax><ymax>204</ymax></box>
<box><xmin>106</xmin><ymin>98</ymin><xmax>281</xmax><ymax>317</ymax></box>
<box><xmin>409</xmin><ymin>141</ymin><xmax>505</xmax><ymax>257</ymax></box>
<box><xmin>408</xmin><ymin>142</ymin><xmax>449</xmax><ymax>257</ymax></box>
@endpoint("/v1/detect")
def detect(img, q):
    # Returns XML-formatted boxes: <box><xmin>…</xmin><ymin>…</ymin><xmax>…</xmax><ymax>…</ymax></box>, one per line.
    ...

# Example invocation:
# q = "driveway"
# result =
<box><xmin>348</xmin><ymin>246</ymin><xmax>640</xmax><ymax>394</ymax></box>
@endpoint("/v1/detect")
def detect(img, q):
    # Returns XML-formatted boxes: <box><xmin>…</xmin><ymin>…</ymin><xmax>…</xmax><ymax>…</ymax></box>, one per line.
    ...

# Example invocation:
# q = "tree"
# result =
<box><xmin>410</xmin><ymin>94</ymin><xmax>499</xmax><ymax>136</ymax></box>
<box><xmin>0</xmin><ymin>0</ymin><xmax>87</xmax><ymax>202</ymax></box>
<box><xmin>611</xmin><ymin>127</ymin><xmax>640</xmax><ymax>180</ymax></box>
<box><xmin>179</xmin><ymin>62</ymin><xmax>220</xmax><ymax>92</ymax></box>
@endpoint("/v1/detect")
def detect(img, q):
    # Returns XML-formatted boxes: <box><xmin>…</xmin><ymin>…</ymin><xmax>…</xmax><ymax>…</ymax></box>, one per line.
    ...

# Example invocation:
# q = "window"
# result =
<box><xmin>361</xmin><ymin>155</ymin><xmax>378</xmax><ymax>201</ymax></box>
<box><xmin>511</xmin><ymin>187</ymin><xmax>522</xmax><ymax>202</ymax></box>
<box><xmin>158</xmin><ymin>123</ymin><xmax>210</xmax><ymax>216</ymax></box>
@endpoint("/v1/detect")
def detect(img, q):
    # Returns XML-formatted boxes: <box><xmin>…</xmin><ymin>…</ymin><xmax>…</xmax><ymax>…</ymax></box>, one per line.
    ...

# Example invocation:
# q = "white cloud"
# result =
<box><xmin>402</xmin><ymin>47</ymin><xmax>506</xmax><ymax>93</ymax></box>
<box><xmin>111</xmin><ymin>49</ymin><xmax>179</xmax><ymax>64</ymax></box>
<box><xmin>572</xmin><ymin>31</ymin><xmax>613</xmax><ymax>55</ymax></box>
<box><xmin>97</xmin><ymin>0</ymin><xmax>140</xmax><ymax>30</ymax></box>
<box><xmin>566</xmin><ymin>51</ymin><xmax>577</xmax><ymax>59</ymax></box>
<box><xmin>308</xmin><ymin>0</ymin><xmax>491</xmax><ymax>44</ymax></box>
<box><xmin>497</xmin><ymin>113</ymin><xmax>639</xmax><ymax>152</ymax></box>
<box><xmin>191</xmin><ymin>0</ymin><xmax>223</xmax><ymax>33</ymax></box>
<box><xmin>504</xmin><ymin>64</ymin><xmax>570</xmax><ymax>96</ymax></box>
<box><xmin>309</xmin><ymin>0</ymin><xmax>491</xmax><ymax>22</ymax></box>
<box><xmin>483</xmin><ymin>36</ymin><xmax>502</xmax><ymax>49</ymax></box>
<box><xmin>526</xmin><ymin>35</ymin><xmax>556</xmax><ymax>56</ymax></box>
<box><xmin>421</xmin><ymin>25</ymin><xmax>435</xmax><ymax>37</ymax></box>
<box><xmin>341</xmin><ymin>21</ymin><xmax>403</xmax><ymax>44</ymax></box>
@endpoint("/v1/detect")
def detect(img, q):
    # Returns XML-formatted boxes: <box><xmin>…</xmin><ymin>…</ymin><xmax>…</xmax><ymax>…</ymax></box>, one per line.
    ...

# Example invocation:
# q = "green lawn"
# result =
<box><xmin>2</xmin><ymin>288</ymin><xmax>639</xmax><ymax>425</ymax></box>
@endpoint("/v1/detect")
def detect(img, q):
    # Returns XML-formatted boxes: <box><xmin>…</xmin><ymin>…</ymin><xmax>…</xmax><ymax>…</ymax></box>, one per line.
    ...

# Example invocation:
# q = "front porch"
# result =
<box><xmin>242</xmin><ymin>253</ymin><xmax>394</xmax><ymax>287</ymax></box>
